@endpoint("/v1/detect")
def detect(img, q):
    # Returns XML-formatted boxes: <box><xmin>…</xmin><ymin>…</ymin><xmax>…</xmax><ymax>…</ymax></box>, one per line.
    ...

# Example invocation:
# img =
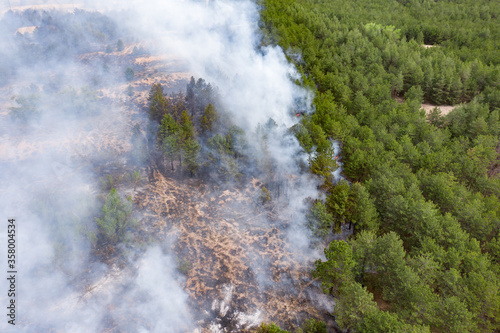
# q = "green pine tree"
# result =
<box><xmin>159</xmin><ymin>114</ymin><xmax>180</xmax><ymax>170</ymax></box>
<box><xmin>200</xmin><ymin>103</ymin><xmax>218</xmax><ymax>133</ymax></box>
<box><xmin>95</xmin><ymin>188</ymin><xmax>134</xmax><ymax>244</ymax></box>
<box><xmin>184</xmin><ymin>138</ymin><xmax>201</xmax><ymax>175</ymax></box>
<box><xmin>148</xmin><ymin>83</ymin><xmax>167</xmax><ymax>122</ymax></box>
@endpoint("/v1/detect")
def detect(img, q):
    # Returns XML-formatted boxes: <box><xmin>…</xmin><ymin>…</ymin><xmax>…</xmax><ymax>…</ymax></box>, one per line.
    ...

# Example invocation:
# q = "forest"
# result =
<box><xmin>259</xmin><ymin>0</ymin><xmax>500</xmax><ymax>332</ymax></box>
<box><xmin>145</xmin><ymin>76</ymin><xmax>298</xmax><ymax>203</ymax></box>
<box><xmin>3</xmin><ymin>0</ymin><xmax>500</xmax><ymax>331</ymax></box>
<box><xmin>147</xmin><ymin>78</ymin><xmax>247</xmax><ymax>181</ymax></box>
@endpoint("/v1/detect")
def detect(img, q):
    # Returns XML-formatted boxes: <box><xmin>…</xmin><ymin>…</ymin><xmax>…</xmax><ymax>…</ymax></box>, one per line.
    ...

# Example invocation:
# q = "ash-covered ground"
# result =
<box><xmin>0</xmin><ymin>2</ymin><xmax>336</xmax><ymax>332</ymax></box>
<box><xmin>134</xmin><ymin>170</ymin><xmax>335</xmax><ymax>332</ymax></box>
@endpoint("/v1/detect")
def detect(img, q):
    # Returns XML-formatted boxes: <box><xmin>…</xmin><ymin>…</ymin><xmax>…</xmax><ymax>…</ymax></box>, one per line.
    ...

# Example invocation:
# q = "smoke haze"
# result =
<box><xmin>0</xmin><ymin>1</ymin><xmax>328</xmax><ymax>332</ymax></box>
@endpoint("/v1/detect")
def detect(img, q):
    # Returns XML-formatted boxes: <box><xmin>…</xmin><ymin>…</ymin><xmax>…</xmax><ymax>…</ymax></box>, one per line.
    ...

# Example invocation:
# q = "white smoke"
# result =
<box><xmin>121</xmin><ymin>0</ymin><xmax>320</xmax><ymax>251</ymax></box>
<box><xmin>331</xmin><ymin>139</ymin><xmax>345</xmax><ymax>183</ymax></box>
<box><xmin>0</xmin><ymin>4</ymin><xmax>193</xmax><ymax>331</ymax></box>
<box><xmin>119</xmin><ymin>0</ymin><xmax>314</xmax><ymax>130</ymax></box>
<box><xmin>0</xmin><ymin>0</ymin><xmax>324</xmax><ymax>332</ymax></box>
<box><xmin>118</xmin><ymin>247</ymin><xmax>194</xmax><ymax>333</ymax></box>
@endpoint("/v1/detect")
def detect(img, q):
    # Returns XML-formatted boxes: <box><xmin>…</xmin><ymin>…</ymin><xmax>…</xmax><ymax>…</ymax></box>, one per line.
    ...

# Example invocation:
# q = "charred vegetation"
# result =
<box><xmin>0</xmin><ymin>3</ymin><xmax>339</xmax><ymax>333</ymax></box>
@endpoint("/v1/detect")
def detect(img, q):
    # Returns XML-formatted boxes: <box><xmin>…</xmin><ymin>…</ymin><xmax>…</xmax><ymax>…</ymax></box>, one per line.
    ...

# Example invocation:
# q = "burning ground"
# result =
<box><xmin>0</xmin><ymin>2</ymin><xmax>336</xmax><ymax>332</ymax></box>
<box><xmin>133</xmin><ymin>170</ymin><xmax>334</xmax><ymax>332</ymax></box>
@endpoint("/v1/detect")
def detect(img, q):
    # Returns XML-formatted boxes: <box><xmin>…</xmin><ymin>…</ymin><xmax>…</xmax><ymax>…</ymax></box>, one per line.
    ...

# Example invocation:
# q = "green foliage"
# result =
<box><xmin>326</xmin><ymin>180</ymin><xmax>350</xmax><ymax>231</ymax></box>
<box><xmin>116</xmin><ymin>39</ymin><xmax>124</xmax><ymax>51</ymax></box>
<box><xmin>309</xmin><ymin>142</ymin><xmax>337</xmax><ymax>184</ymax></box>
<box><xmin>357</xmin><ymin>310</ymin><xmax>430</xmax><ymax>333</ymax></box>
<box><xmin>185</xmin><ymin>76</ymin><xmax>219</xmax><ymax>121</ymax></box>
<box><xmin>301</xmin><ymin>319</ymin><xmax>327</xmax><ymax>333</ymax></box>
<box><xmin>184</xmin><ymin>138</ymin><xmax>201</xmax><ymax>175</ymax></box>
<box><xmin>427</xmin><ymin>107</ymin><xmax>445</xmax><ymax>128</ymax></box>
<box><xmin>256</xmin><ymin>318</ymin><xmax>327</xmax><ymax>333</ymax></box>
<box><xmin>180</xmin><ymin>110</ymin><xmax>195</xmax><ymax>143</ymax></box>
<box><xmin>313</xmin><ymin>240</ymin><xmax>356</xmax><ymax>295</ymax></box>
<box><xmin>176</xmin><ymin>258</ymin><xmax>192</xmax><ymax>275</ymax></box>
<box><xmin>9</xmin><ymin>94</ymin><xmax>39</xmax><ymax>122</ymax></box>
<box><xmin>207</xmin><ymin>128</ymin><xmax>245</xmax><ymax>181</ymax></box>
<box><xmin>131</xmin><ymin>170</ymin><xmax>143</xmax><ymax>190</ymax></box>
<box><xmin>148</xmin><ymin>79</ymin><xmax>251</xmax><ymax>182</ymax></box>
<box><xmin>100</xmin><ymin>174</ymin><xmax>116</xmax><ymax>191</ymax></box>
<box><xmin>260</xmin><ymin>186</ymin><xmax>271</xmax><ymax>204</ymax></box>
<box><xmin>487</xmin><ymin>235</ymin><xmax>500</xmax><ymax>265</ymax></box>
<box><xmin>125</xmin><ymin>67</ymin><xmax>134</xmax><ymax>81</ymax></box>
<box><xmin>149</xmin><ymin>82</ymin><xmax>249</xmax><ymax>180</ymax></box>
<box><xmin>322</xmin><ymin>228</ymin><xmax>500</xmax><ymax>331</ymax></box>
<box><xmin>306</xmin><ymin>200</ymin><xmax>333</xmax><ymax>238</ymax></box>
<box><xmin>148</xmin><ymin>83</ymin><xmax>168</xmax><ymax>122</ymax></box>
<box><xmin>405</xmin><ymin>85</ymin><xmax>424</xmax><ymax>103</ymax></box>
<box><xmin>256</xmin><ymin>323</ymin><xmax>289</xmax><ymax>333</ymax></box>
<box><xmin>291</xmin><ymin>123</ymin><xmax>314</xmax><ymax>153</ymax></box>
<box><xmin>200</xmin><ymin>103</ymin><xmax>218</xmax><ymax>133</ymax></box>
<box><xmin>178</xmin><ymin>110</ymin><xmax>198</xmax><ymax>168</ymax></box>
<box><xmin>262</xmin><ymin>0</ymin><xmax>500</xmax><ymax>331</ymax></box>
<box><xmin>95</xmin><ymin>188</ymin><xmax>135</xmax><ymax>244</ymax></box>
<box><xmin>152</xmin><ymin>91</ymin><xmax>210</xmax><ymax>176</ymax></box>
<box><xmin>205</xmin><ymin>127</ymin><xmax>246</xmax><ymax>181</ymax></box>
<box><xmin>159</xmin><ymin>113</ymin><xmax>181</xmax><ymax>170</ymax></box>
<box><xmin>345</xmin><ymin>183</ymin><xmax>379</xmax><ymax>232</ymax></box>
<box><xmin>435</xmin><ymin>296</ymin><xmax>475</xmax><ymax>333</ymax></box>
<box><xmin>312</xmin><ymin>222</ymin><xmax>500</xmax><ymax>330</ymax></box>
<box><xmin>334</xmin><ymin>281</ymin><xmax>378</xmax><ymax>331</ymax></box>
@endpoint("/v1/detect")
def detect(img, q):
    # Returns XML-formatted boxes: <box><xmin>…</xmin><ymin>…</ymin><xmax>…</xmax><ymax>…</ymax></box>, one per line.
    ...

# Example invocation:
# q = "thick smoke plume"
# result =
<box><xmin>126</xmin><ymin>0</ymin><xmax>314</xmax><ymax>128</ymax></box>
<box><xmin>0</xmin><ymin>3</ymin><xmax>192</xmax><ymax>332</ymax></box>
<box><xmin>120</xmin><ymin>0</ymin><xmax>319</xmax><ymax>250</ymax></box>
<box><xmin>0</xmin><ymin>1</ymin><xmax>327</xmax><ymax>332</ymax></box>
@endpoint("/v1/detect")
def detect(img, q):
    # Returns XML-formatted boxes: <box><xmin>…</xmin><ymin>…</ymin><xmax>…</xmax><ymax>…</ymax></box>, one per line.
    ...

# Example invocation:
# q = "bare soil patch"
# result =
<box><xmin>421</xmin><ymin>103</ymin><xmax>458</xmax><ymax>116</ymax></box>
<box><xmin>15</xmin><ymin>26</ymin><xmax>37</xmax><ymax>35</ymax></box>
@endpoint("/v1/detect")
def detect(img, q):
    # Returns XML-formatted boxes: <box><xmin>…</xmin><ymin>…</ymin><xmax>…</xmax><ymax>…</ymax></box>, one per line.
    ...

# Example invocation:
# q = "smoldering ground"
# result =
<box><xmin>119</xmin><ymin>0</ymin><xmax>331</xmax><ymax>329</ymax></box>
<box><xmin>0</xmin><ymin>6</ymin><xmax>194</xmax><ymax>332</ymax></box>
<box><xmin>0</xmin><ymin>1</ymin><xmax>333</xmax><ymax>332</ymax></box>
<box><xmin>120</xmin><ymin>0</ymin><xmax>319</xmax><ymax>242</ymax></box>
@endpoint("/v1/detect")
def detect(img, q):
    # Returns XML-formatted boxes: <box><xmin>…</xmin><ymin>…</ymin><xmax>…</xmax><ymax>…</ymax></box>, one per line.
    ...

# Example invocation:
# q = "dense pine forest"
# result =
<box><xmin>259</xmin><ymin>0</ymin><xmax>500</xmax><ymax>332</ymax></box>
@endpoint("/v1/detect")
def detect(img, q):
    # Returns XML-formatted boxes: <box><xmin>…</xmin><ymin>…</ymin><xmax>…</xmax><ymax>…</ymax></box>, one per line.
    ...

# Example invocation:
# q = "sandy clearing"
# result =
<box><xmin>15</xmin><ymin>26</ymin><xmax>37</xmax><ymax>35</ymax></box>
<box><xmin>421</xmin><ymin>103</ymin><xmax>458</xmax><ymax>116</ymax></box>
<box><xmin>395</xmin><ymin>97</ymin><xmax>458</xmax><ymax>116</ymax></box>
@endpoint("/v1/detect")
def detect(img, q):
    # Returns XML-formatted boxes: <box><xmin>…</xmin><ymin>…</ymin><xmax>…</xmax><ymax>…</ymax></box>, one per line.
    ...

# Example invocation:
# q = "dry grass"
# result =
<box><xmin>133</xmin><ymin>171</ymin><xmax>330</xmax><ymax>330</ymax></box>
<box><xmin>0</xmin><ymin>40</ymin><xmax>191</xmax><ymax>162</ymax></box>
<box><xmin>0</xmin><ymin>30</ymin><xmax>331</xmax><ymax>330</ymax></box>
